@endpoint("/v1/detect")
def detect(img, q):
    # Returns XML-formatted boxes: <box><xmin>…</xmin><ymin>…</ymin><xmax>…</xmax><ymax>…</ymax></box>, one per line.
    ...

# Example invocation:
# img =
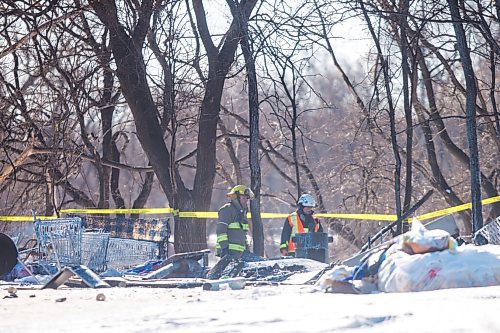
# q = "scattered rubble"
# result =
<box><xmin>42</xmin><ymin>265</ymin><xmax>110</xmax><ymax>289</ymax></box>
<box><xmin>203</xmin><ymin>277</ymin><xmax>246</xmax><ymax>291</ymax></box>
<box><xmin>316</xmin><ymin>218</ymin><xmax>500</xmax><ymax>294</ymax></box>
<box><xmin>1</xmin><ymin>216</ymin><xmax>500</xmax><ymax>297</ymax></box>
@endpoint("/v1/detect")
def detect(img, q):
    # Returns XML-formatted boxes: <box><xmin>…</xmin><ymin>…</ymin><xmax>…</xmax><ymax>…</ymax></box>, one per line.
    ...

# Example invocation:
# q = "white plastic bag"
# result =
<box><xmin>378</xmin><ymin>244</ymin><xmax>500</xmax><ymax>292</ymax></box>
<box><xmin>397</xmin><ymin>219</ymin><xmax>456</xmax><ymax>255</ymax></box>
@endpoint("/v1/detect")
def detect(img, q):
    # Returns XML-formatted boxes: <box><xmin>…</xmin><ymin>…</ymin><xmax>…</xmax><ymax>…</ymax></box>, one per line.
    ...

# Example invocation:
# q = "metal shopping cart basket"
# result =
<box><xmin>81</xmin><ymin>230</ymin><xmax>110</xmax><ymax>272</ymax></box>
<box><xmin>106</xmin><ymin>237</ymin><xmax>161</xmax><ymax>270</ymax></box>
<box><xmin>34</xmin><ymin>217</ymin><xmax>83</xmax><ymax>271</ymax></box>
<box><xmin>474</xmin><ymin>216</ymin><xmax>500</xmax><ymax>245</ymax></box>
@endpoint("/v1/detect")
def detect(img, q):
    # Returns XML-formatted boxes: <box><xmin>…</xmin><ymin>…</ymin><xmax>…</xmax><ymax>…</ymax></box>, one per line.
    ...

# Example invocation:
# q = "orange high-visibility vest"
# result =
<box><xmin>287</xmin><ymin>212</ymin><xmax>320</xmax><ymax>252</ymax></box>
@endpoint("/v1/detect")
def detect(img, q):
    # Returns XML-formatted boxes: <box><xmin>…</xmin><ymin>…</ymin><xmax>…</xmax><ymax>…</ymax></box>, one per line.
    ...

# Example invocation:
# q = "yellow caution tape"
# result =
<box><xmin>178</xmin><ymin>212</ymin><xmax>218</xmax><ymax>218</ymax></box>
<box><xmin>60</xmin><ymin>208</ymin><xmax>175</xmax><ymax>215</ymax></box>
<box><xmin>415</xmin><ymin>195</ymin><xmax>500</xmax><ymax>221</ymax></box>
<box><xmin>1</xmin><ymin>195</ymin><xmax>498</xmax><ymax>223</ymax></box>
<box><xmin>314</xmin><ymin>213</ymin><xmax>398</xmax><ymax>221</ymax></box>
<box><xmin>0</xmin><ymin>215</ymin><xmax>58</xmax><ymax>222</ymax></box>
<box><xmin>258</xmin><ymin>213</ymin><xmax>290</xmax><ymax>218</ymax></box>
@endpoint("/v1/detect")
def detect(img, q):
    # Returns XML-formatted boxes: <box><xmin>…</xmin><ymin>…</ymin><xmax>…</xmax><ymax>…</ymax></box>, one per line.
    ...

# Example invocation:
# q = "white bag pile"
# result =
<box><xmin>378</xmin><ymin>220</ymin><xmax>500</xmax><ymax>292</ymax></box>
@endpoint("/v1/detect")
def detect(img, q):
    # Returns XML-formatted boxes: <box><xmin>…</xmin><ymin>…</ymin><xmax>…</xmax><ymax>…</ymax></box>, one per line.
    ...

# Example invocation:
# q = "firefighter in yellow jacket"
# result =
<box><xmin>280</xmin><ymin>193</ymin><xmax>323</xmax><ymax>256</ymax></box>
<box><xmin>215</xmin><ymin>185</ymin><xmax>254</xmax><ymax>259</ymax></box>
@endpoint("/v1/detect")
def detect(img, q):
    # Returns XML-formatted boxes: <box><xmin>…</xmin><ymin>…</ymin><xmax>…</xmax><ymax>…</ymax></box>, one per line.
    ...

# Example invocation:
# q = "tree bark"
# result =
<box><xmin>399</xmin><ymin>0</ymin><xmax>413</xmax><ymax>234</ymax></box>
<box><xmin>232</xmin><ymin>1</ymin><xmax>264</xmax><ymax>256</ymax></box>
<box><xmin>448</xmin><ymin>0</ymin><xmax>483</xmax><ymax>233</ymax></box>
<box><xmin>90</xmin><ymin>0</ymin><xmax>257</xmax><ymax>253</ymax></box>
<box><xmin>360</xmin><ymin>0</ymin><xmax>402</xmax><ymax>220</ymax></box>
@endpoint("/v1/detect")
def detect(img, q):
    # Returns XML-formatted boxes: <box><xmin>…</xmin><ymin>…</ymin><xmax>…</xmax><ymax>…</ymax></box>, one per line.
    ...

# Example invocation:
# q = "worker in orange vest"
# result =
<box><xmin>280</xmin><ymin>193</ymin><xmax>323</xmax><ymax>256</ymax></box>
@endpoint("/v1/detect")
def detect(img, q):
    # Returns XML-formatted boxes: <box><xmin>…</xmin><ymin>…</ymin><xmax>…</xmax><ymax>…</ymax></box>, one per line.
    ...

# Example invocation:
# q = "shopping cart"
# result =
<box><xmin>106</xmin><ymin>237</ymin><xmax>161</xmax><ymax>270</ymax></box>
<box><xmin>475</xmin><ymin>216</ymin><xmax>500</xmax><ymax>245</ymax></box>
<box><xmin>81</xmin><ymin>230</ymin><xmax>110</xmax><ymax>272</ymax></box>
<box><xmin>34</xmin><ymin>217</ymin><xmax>83</xmax><ymax>271</ymax></box>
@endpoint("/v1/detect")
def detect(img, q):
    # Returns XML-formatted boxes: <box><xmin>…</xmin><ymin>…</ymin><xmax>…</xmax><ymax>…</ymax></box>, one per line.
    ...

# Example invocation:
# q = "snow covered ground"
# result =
<box><xmin>1</xmin><ymin>283</ymin><xmax>499</xmax><ymax>332</ymax></box>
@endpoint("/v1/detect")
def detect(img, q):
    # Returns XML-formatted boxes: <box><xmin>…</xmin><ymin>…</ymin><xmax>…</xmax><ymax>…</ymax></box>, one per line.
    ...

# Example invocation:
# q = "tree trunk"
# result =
<box><xmin>235</xmin><ymin>1</ymin><xmax>264</xmax><ymax>256</ymax></box>
<box><xmin>448</xmin><ymin>0</ymin><xmax>483</xmax><ymax>233</ymax></box>
<box><xmin>360</xmin><ymin>0</ymin><xmax>402</xmax><ymax>220</ymax></box>
<box><xmin>400</xmin><ymin>0</ymin><xmax>413</xmax><ymax>223</ymax></box>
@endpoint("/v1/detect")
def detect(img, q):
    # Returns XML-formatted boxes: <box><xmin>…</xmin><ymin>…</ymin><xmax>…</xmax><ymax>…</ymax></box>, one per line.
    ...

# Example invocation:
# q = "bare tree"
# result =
<box><xmin>227</xmin><ymin>1</ymin><xmax>265</xmax><ymax>255</ymax></box>
<box><xmin>447</xmin><ymin>0</ymin><xmax>483</xmax><ymax>232</ymax></box>
<box><xmin>88</xmin><ymin>0</ymin><xmax>258</xmax><ymax>252</ymax></box>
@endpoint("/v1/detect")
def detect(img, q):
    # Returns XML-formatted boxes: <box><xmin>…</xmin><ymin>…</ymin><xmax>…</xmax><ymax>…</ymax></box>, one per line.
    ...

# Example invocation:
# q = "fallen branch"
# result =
<box><xmin>359</xmin><ymin>190</ymin><xmax>434</xmax><ymax>253</ymax></box>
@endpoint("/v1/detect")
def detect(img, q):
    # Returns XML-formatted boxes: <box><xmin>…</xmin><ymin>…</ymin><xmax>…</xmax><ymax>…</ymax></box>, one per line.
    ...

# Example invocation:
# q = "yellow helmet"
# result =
<box><xmin>227</xmin><ymin>185</ymin><xmax>255</xmax><ymax>199</ymax></box>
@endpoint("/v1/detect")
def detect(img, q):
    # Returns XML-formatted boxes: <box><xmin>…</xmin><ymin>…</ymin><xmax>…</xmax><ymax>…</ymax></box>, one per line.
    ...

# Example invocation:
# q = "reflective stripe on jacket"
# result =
<box><xmin>286</xmin><ymin>212</ymin><xmax>320</xmax><ymax>252</ymax></box>
<box><xmin>216</xmin><ymin>200</ymin><xmax>249</xmax><ymax>257</ymax></box>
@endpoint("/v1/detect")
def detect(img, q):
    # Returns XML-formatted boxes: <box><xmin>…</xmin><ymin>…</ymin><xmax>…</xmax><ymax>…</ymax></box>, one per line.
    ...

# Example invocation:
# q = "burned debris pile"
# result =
<box><xmin>1</xmin><ymin>215</ymin><xmax>500</xmax><ymax>294</ymax></box>
<box><xmin>1</xmin><ymin>214</ymin><xmax>328</xmax><ymax>290</ymax></box>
